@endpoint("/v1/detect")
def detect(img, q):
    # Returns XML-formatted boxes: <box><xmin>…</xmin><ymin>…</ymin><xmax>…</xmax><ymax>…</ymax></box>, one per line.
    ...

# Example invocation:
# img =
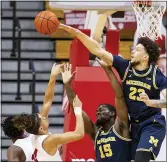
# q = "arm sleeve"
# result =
<box><xmin>155</xmin><ymin>68</ymin><xmax>167</xmax><ymax>91</ymax></box>
<box><xmin>112</xmin><ymin>55</ymin><xmax>130</xmax><ymax>79</ymax></box>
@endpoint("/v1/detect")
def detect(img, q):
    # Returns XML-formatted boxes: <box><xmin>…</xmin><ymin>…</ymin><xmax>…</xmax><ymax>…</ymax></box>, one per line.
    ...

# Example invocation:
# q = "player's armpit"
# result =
<box><xmin>99</xmin><ymin>50</ymin><xmax>113</xmax><ymax>66</ymax></box>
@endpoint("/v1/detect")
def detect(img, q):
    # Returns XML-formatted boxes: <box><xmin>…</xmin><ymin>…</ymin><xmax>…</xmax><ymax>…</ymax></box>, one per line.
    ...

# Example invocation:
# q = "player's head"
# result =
<box><xmin>4</xmin><ymin>113</ymin><xmax>49</xmax><ymax>135</ymax></box>
<box><xmin>96</xmin><ymin>104</ymin><xmax>116</xmax><ymax>127</ymax></box>
<box><xmin>1</xmin><ymin>116</ymin><xmax>24</xmax><ymax>139</ymax></box>
<box><xmin>131</xmin><ymin>37</ymin><xmax>160</xmax><ymax>66</ymax></box>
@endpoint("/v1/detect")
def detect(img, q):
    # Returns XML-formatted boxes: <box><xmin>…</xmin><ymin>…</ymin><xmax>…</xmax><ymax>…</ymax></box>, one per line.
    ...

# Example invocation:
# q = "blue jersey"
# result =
<box><xmin>95</xmin><ymin>126</ymin><xmax>131</xmax><ymax>162</ymax></box>
<box><xmin>113</xmin><ymin>56</ymin><xmax>167</xmax><ymax>122</ymax></box>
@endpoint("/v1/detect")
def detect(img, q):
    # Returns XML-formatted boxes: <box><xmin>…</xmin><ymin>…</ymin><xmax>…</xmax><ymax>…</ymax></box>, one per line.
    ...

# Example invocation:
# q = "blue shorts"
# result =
<box><xmin>130</xmin><ymin>114</ymin><xmax>166</xmax><ymax>160</ymax></box>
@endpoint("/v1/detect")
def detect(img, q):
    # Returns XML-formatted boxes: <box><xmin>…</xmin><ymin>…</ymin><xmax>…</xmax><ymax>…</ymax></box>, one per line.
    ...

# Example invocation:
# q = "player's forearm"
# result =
<box><xmin>40</xmin><ymin>75</ymin><xmax>56</xmax><ymax>116</ymax></box>
<box><xmin>59</xmin><ymin>24</ymin><xmax>102</xmax><ymax>57</ymax></box>
<box><xmin>74</xmin><ymin>114</ymin><xmax>84</xmax><ymax>138</ymax></box>
<box><xmin>147</xmin><ymin>99</ymin><xmax>167</xmax><ymax>108</ymax></box>
<box><xmin>64</xmin><ymin>83</ymin><xmax>76</xmax><ymax>107</ymax></box>
<box><xmin>92</xmin><ymin>14</ymin><xmax>108</xmax><ymax>43</ymax></box>
<box><xmin>103</xmin><ymin>67</ymin><xmax>124</xmax><ymax>98</ymax></box>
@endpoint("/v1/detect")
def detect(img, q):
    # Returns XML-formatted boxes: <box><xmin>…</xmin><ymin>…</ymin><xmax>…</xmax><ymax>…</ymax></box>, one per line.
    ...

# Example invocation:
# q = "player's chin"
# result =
<box><xmin>130</xmin><ymin>59</ymin><xmax>134</xmax><ymax>64</ymax></box>
<box><xmin>130</xmin><ymin>60</ymin><xmax>137</xmax><ymax>66</ymax></box>
<box><xmin>95</xmin><ymin>119</ymin><xmax>102</xmax><ymax>126</ymax></box>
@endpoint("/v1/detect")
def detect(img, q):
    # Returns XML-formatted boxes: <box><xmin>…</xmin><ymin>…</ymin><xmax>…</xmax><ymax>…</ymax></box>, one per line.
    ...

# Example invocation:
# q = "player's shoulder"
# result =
<box><xmin>8</xmin><ymin>145</ymin><xmax>24</xmax><ymax>153</ymax></box>
<box><xmin>155</xmin><ymin>65</ymin><xmax>166</xmax><ymax>77</ymax></box>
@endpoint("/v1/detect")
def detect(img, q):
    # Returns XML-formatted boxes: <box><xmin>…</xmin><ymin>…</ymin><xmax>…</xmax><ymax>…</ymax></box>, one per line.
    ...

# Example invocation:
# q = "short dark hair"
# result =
<box><xmin>99</xmin><ymin>104</ymin><xmax>117</xmax><ymax>118</ymax></box>
<box><xmin>2</xmin><ymin>113</ymin><xmax>41</xmax><ymax>138</ymax></box>
<box><xmin>137</xmin><ymin>37</ymin><xmax>160</xmax><ymax>64</ymax></box>
<box><xmin>1</xmin><ymin>116</ymin><xmax>24</xmax><ymax>139</ymax></box>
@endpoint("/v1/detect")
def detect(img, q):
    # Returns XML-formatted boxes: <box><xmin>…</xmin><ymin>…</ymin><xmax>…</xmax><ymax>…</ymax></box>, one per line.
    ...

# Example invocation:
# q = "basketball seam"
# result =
<box><xmin>36</xmin><ymin>16</ymin><xmax>59</xmax><ymax>27</ymax></box>
<box><xmin>35</xmin><ymin>12</ymin><xmax>42</xmax><ymax>25</ymax></box>
<box><xmin>40</xmin><ymin>11</ymin><xmax>50</xmax><ymax>34</ymax></box>
<box><xmin>46</xmin><ymin>16</ymin><xmax>55</xmax><ymax>35</ymax></box>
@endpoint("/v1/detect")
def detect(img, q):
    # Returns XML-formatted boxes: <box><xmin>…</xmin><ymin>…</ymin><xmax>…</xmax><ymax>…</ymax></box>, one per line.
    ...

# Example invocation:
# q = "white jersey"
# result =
<box><xmin>33</xmin><ymin>135</ymin><xmax>62</xmax><ymax>161</ymax></box>
<box><xmin>13</xmin><ymin>134</ymin><xmax>34</xmax><ymax>161</ymax></box>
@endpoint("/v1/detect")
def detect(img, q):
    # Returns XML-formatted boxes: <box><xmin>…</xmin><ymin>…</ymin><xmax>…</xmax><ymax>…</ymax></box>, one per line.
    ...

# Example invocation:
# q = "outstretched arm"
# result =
<box><xmin>97</xmin><ymin>59</ymin><xmax>129</xmax><ymax>126</ymax></box>
<box><xmin>43</xmin><ymin>95</ymin><xmax>84</xmax><ymax>148</ymax></box>
<box><xmin>62</xmin><ymin>63</ymin><xmax>97</xmax><ymax>140</ymax></box>
<box><xmin>140</xmin><ymin>89</ymin><xmax>167</xmax><ymax>108</ymax></box>
<box><xmin>92</xmin><ymin>11</ymin><xmax>116</xmax><ymax>43</ymax></box>
<box><xmin>97</xmin><ymin>58</ymin><xmax>130</xmax><ymax>139</ymax></box>
<box><xmin>59</xmin><ymin>24</ymin><xmax>113</xmax><ymax>66</ymax></box>
<box><xmin>40</xmin><ymin>64</ymin><xmax>63</xmax><ymax>118</ymax></box>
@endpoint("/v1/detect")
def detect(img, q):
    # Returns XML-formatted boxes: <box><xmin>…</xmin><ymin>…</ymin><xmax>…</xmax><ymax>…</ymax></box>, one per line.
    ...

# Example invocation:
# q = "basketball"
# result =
<box><xmin>34</xmin><ymin>11</ymin><xmax>60</xmax><ymax>35</ymax></box>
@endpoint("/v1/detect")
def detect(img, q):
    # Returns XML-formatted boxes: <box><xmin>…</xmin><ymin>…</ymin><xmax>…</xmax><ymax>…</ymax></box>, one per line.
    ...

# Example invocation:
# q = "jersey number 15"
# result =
<box><xmin>99</xmin><ymin>144</ymin><xmax>112</xmax><ymax>158</ymax></box>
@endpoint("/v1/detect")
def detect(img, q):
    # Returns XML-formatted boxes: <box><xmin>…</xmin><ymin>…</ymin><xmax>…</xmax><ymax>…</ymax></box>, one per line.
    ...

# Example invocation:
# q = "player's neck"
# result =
<box><xmin>12</xmin><ymin>138</ymin><xmax>17</xmax><ymax>143</ymax></box>
<box><xmin>102</xmin><ymin>120</ymin><xmax>114</xmax><ymax>132</ymax></box>
<box><xmin>133</xmin><ymin>62</ymin><xmax>149</xmax><ymax>71</ymax></box>
<box><xmin>12</xmin><ymin>134</ymin><xmax>27</xmax><ymax>143</ymax></box>
<box><xmin>38</xmin><ymin>130</ymin><xmax>49</xmax><ymax>135</ymax></box>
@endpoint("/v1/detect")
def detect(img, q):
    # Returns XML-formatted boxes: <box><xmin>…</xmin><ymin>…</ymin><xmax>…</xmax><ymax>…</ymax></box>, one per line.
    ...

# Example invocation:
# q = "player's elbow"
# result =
<box><xmin>74</xmin><ymin>131</ymin><xmax>84</xmax><ymax>140</ymax></box>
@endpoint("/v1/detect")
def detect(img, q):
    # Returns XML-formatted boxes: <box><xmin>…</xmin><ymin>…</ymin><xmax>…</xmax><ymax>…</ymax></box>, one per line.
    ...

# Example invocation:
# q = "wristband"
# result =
<box><xmin>74</xmin><ymin>107</ymin><xmax>82</xmax><ymax>115</ymax></box>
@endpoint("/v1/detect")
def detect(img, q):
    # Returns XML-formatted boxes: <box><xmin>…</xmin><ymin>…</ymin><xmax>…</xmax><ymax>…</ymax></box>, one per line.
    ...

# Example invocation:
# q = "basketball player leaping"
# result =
<box><xmin>59</xmin><ymin>24</ymin><xmax>167</xmax><ymax>162</ymax></box>
<box><xmin>62</xmin><ymin>63</ymin><xmax>131</xmax><ymax>162</ymax></box>
<box><xmin>2</xmin><ymin>63</ymin><xmax>84</xmax><ymax>162</ymax></box>
<box><xmin>2</xmin><ymin>63</ymin><xmax>64</xmax><ymax>161</ymax></box>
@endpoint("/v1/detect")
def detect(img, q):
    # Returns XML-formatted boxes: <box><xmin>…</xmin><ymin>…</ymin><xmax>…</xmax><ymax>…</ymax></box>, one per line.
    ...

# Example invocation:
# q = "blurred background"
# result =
<box><xmin>1</xmin><ymin>1</ymin><xmax>166</xmax><ymax>162</ymax></box>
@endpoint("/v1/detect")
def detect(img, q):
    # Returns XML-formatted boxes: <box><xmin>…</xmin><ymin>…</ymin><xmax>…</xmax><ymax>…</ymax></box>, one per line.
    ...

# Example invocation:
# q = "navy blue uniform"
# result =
<box><xmin>113</xmin><ymin>56</ymin><xmax>166</xmax><ymax>160</ymax></box>
<box><xmin>95</xmin><ymin>126</ymin><xmax>131</xmax><ymax>162</ymax></box>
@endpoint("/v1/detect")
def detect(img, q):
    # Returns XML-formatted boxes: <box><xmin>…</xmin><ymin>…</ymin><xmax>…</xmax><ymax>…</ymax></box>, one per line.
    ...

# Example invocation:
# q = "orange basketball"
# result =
<box><xmin>34</xmin><ymin>11</ymin><xmax>60</xmax><ymax>35</ymax></box>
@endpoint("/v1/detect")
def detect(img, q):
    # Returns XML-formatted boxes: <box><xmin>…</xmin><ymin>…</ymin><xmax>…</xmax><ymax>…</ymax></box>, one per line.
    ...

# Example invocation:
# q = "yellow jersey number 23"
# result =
<box><xmin>129</xmin><ymin>87</ymin><xmax>145</xmax><ymax>101</ymax></box>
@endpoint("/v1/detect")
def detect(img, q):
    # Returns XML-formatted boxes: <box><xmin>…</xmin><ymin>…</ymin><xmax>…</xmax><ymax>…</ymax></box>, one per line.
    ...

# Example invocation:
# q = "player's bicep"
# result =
<box><xmin>82</xmin><ymin>111</ymin><xmax>97</xmax><ymax>141</ymax></box>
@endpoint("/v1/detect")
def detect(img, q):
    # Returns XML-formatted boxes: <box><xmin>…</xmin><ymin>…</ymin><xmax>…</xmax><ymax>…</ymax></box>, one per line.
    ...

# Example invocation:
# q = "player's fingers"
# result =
<box><xmin>75</xmin><ymin>95</ymin><xmax>78</xmax><ymax>101</ymax></box>
<box><xmin>67</xmin><ymin>63</ymin><xmax>70</xmax><ymax>71</ymax></box>
<box><xmin>66</xmin><ymin>63</ymin><xmax>70</xmax><ymax>71</ymax></box>
<box><xmin>73</xmin><ymin>97</ymin><xmax>76</xmax><ymax>104</ymax></box>
<box><xmin>95</xmin><ymin>57</ymin><xmax>101</xmax><ymax>63</ymax></box>
<box><xmin>71</xmin><ymin>71</ymin><xmax>76</xmax><ymax>78</ymax></box>
<box><xmin>139</xmin><ymin>92</ymin><xmax>146</xmax><ymax>96</ymax></box>
<box><xmin>140</xmin><ymin>95</ymin><xmax>147</xmax><ymax>100</ymax></box>
<box><xmin>64</xmin><ymin>64</ymin><xmax>67</xmax><ymax>71</ymax></box>
<box><xmin>69</xmin><ymin>64</ymin><xmax>72</xmax><ymax>71</ymax></box>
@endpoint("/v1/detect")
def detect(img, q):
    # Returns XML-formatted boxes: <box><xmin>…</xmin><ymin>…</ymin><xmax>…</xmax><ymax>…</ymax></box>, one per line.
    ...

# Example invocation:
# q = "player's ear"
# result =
<box><xmin>144</xmin><ymin>53</ymin><xmax>149</xmax><ymax>61</ymax></box>
<box><xmin>38</xmin><ymin>126</ymin><xmax>43</xmax><ymax>132</ymax></box>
